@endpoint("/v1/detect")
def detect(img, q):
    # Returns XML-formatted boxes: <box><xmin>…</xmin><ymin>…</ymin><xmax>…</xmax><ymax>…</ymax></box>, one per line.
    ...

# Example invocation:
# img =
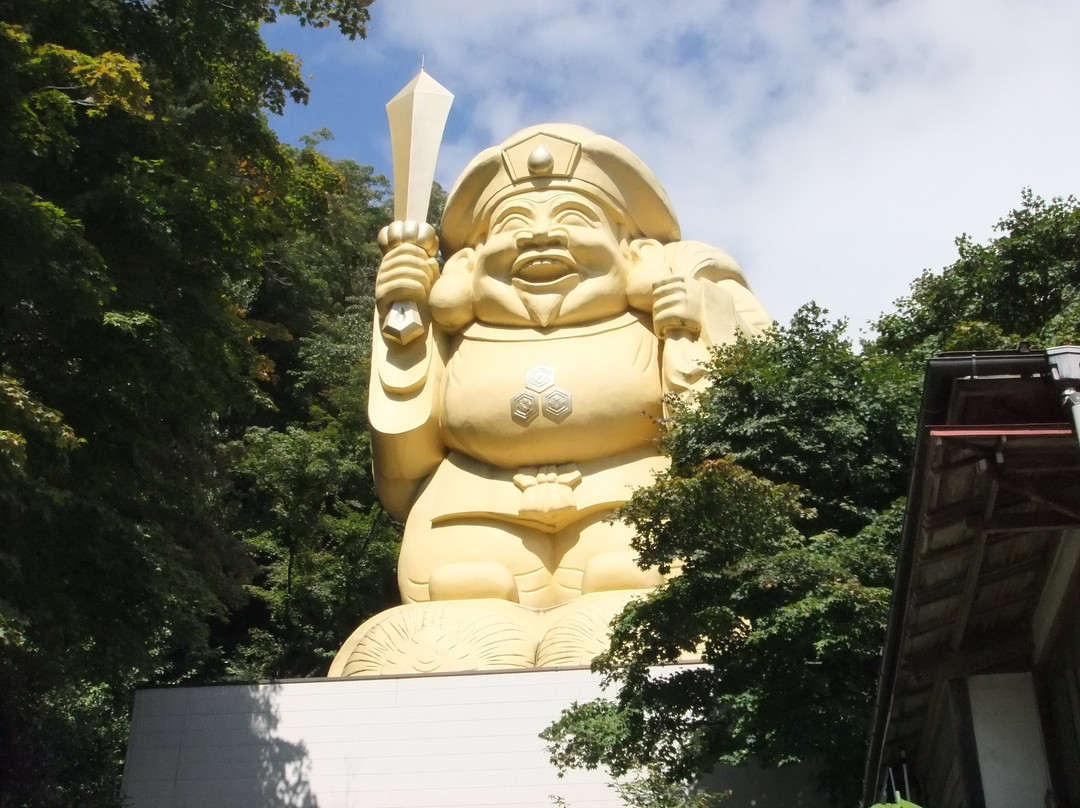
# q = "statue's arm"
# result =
<box><xmin>654</xmin><ymin>240</ymin><xmax>771</xmax><ymax>343</ymax></box>
<box><xmin>368</xmin><ymin>241</ymin><xmax>448</xmax><ymax>522</ymax></box>
<box><xmin>634</xmin><ymin>240</ymin><xmax>773</xmax><ymax>399</ymax></box>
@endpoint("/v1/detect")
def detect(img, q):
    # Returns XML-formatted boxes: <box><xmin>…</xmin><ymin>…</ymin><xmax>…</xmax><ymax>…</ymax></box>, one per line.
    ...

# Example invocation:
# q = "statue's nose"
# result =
<box><xmin>516</xmin><ymin>225</ymin><xmax>568</xmax><ymax>251</ymax></box>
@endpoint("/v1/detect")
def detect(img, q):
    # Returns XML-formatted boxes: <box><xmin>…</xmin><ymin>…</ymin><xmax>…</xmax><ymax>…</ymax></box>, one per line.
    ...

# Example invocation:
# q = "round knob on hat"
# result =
<box><xmin>527</xmin><ymin>145</ymin><xmax>555</xmax><ymax>176</ymax></box>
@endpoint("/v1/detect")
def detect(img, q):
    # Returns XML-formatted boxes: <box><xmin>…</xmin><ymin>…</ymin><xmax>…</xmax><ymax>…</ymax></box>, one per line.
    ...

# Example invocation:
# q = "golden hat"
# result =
<box><xmin>440</xmin><ymin>123</ymin><xmax>681</xmax><ymax>255</ymax></box>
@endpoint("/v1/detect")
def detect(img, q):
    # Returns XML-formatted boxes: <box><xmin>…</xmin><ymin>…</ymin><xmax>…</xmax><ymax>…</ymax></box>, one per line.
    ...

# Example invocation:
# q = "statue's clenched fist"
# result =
<box><xmin>375</xmin><ymin>242</ymin><xmax>440</xmax><ymax>316</ymax></box>
<box><xmin>650</xmin><ymin>275</ymin><xmax>704</xmax><ymax>339</ymax></box>
<box><xmin>375</xmin><ymin>220</ymin><xmax>440</xmax><ymax>344</ymax></box>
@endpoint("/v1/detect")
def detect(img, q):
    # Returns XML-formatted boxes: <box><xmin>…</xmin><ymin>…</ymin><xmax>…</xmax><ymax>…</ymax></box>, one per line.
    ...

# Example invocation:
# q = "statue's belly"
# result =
<box><xmin>441</xmin><ymin>317</ymin><xmax>663</xmax><ymax>469</ymax></box>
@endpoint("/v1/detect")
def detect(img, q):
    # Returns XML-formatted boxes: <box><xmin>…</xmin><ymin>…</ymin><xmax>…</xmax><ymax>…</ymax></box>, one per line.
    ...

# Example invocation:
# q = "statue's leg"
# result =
<box><xmin>397</xmin><ymin>499</ymin><xmax>555</xmax><ymax>608</ymax></box>
<box><xmin>553</xmin><ymin>511</ymin><xmax>665</xmax><ymax>603</ymax></box>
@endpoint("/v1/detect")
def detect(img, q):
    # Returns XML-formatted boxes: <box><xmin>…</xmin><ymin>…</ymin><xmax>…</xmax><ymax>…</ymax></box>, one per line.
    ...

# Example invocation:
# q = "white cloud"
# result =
<box><xmin>269</xmin><ymin>0</ymin><xmax>1080</xmax><ymax>333</ymax></box>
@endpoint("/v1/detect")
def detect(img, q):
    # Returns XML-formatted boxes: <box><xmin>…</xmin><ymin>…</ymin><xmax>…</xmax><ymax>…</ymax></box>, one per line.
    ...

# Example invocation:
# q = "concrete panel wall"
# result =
<box><xmin>122</xmin><ymin>666</ymin><xmax>827</xmax><ymax>808</ymax></box>
<box><xmin>122</xmin><ymin>668</ymin><xmax>617</xmax><ymax>808</ymax></box>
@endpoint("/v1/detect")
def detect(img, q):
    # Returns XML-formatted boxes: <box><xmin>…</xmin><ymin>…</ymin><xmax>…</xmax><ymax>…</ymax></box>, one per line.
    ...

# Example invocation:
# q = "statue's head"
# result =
<box><xmin>431</xmin><ymin>124</ymin><xmax>681</xmax><ymax>329</ymax></box>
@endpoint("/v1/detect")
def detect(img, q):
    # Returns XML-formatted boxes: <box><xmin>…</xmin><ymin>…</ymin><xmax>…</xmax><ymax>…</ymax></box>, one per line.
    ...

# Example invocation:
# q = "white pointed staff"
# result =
<box><xmin>377</xmin><ymin>68</ymin><xmax>454</xmax><ymax>344</ymax></box>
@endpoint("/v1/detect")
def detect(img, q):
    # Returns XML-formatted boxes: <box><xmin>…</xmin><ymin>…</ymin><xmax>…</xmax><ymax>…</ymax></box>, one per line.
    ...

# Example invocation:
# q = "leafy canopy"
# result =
<box><xmin>545</xmin><ymin>191</ymin><xmax>1080</xmax><ymax>805</ymax></box>
<box><xmin>543</xmin><ymin>308</ymin><xmax>917</xmax><ymax>803</ymax></box>
<box><xmin>0</xmin><ymin>1</ymin><xmax>377</xmax><ymax>804</ymax></box>
<box><xmin>222</xmin><ymin>146</ymin><xmax>401</xmax><ymax>679</ymax></box>
<box><xmin>872</xmin><ymin>189</ymin><xmax>1080</xmax><ymax>358</ymax></box>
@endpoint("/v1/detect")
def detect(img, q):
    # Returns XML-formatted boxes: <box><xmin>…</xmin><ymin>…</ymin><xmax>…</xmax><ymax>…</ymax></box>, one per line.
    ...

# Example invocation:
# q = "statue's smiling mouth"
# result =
<box><xmin>512</xmin><ymin>253</ymin><xmax>578</xmax><ymax>287</ymax></box>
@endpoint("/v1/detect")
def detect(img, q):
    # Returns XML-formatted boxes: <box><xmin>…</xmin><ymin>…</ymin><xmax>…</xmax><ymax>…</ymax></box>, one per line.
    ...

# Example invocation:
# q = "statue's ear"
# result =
<box><xmin>625</xmin><ymin>238</ymin><xmax>668</xmax><ymax>312</ymax></box>
<box><xmin>430</xmin><ymin>247</ymin><xmax>476</xmax><ymax>331</ymax></box>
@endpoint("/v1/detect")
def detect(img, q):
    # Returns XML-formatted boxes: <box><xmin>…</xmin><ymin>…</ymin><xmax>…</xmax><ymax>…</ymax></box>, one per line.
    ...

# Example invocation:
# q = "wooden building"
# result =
<box><xmin>863</xmin><ymin>346</ymin><xmax>1080</xmax><ymax>808</ymax></box>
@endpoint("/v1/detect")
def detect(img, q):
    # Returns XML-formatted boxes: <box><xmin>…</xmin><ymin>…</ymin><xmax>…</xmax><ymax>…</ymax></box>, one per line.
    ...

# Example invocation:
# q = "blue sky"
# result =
<box><xmin>262</xmin><ymin>0</ymin><xmax>1080</xmax><ymax>336</ymax></box>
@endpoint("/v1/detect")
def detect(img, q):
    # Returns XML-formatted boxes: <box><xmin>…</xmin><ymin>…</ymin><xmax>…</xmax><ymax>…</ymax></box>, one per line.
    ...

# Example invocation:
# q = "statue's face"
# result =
<box><xmin>470</xmin><ymin>190</ymin><xmax>631</xmax><ymax>327</ymax></box>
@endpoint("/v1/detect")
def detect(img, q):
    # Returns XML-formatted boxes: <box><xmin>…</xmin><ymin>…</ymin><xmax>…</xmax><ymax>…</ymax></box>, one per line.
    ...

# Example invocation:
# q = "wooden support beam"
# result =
<box><xmin>918</xmin><ymin>534</ymin><xmax>1011</xmax><ymax>567</ymax></box>
<box><xmin>967</xmin><ymin>511</ymin><xmax>1080</xmax><ymax>533</ymax></box>
<box><xmin>995</xmin><ymin>475</ymin><xmax>1080</xmax><ymax>523</ymax></box>
<box><xmin>925</xmin><ymin>498</ymin><xmax>981</xmax><ymax>532</ymax></box>
<box><xmin>907</xmin><ymin>634</ymin><xmax>1032</xmax><ymax>683</ymax></box>
<box><xmin>912</xmin><ymin>554</ymin><xmax>1050</xmax><ymax>607</ymax></box>
<box><xmin>909</xmin><ymin>577</ymin><xmax>1037</xmax><ymax>639</ymax></box>
<box><xmin>950</xmin><ymin>481</ymin><xmax>997</xmax><ymax>650</ymax></box>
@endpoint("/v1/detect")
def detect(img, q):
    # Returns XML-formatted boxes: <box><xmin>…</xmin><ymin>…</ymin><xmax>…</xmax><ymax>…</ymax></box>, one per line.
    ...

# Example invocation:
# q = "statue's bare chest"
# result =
<box><xmin>441</xmin><ymin>314</ymin><xmax>663</xmax><ymax>468</ymax></box>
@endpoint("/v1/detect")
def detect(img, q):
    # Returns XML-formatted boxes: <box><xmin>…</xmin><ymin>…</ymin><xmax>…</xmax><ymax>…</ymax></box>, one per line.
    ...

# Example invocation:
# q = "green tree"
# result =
<box><xmin>545</xmin><ymin>191</ymin><xmax>1080</xmax><ymax>804</ymax></box>
<box><xmin>0</xmin><ymin>1</ymin><xmax>374</xmax><ymax>804</ymax></box>
<box><xmin>220</xmin><ymin>141</ymin><xmax>403</xmax><ymax>679</ymax></box>
<box><xmin>543</xmin><ymin>308</ymin><xmax>919</xmax><ymax>803</ymax></box>
<box><xmin>666</xmin><ymin>305</ymin><xmax>917</xmax><ymax>536</ymax></box>
<box><xmin>872</xmin><ymin>190</ymin><xmax>1080</xmax><ymax>358</ymax></box>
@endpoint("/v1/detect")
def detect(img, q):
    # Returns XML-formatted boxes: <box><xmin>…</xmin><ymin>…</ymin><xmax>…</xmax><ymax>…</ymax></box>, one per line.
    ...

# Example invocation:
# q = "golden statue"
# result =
<box><xmin>329</xmin><ymin>122</ymin><xmax>771</xmax><ymax>676</ymax></box>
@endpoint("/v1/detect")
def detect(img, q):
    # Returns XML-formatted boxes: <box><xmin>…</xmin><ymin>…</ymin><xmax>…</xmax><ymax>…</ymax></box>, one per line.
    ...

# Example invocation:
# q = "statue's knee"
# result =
<box><xmin>428</xmin><ymin>561</ymin><xmax>520</xmax><ymax>602</ymax></box>
<box><xmin>581</xmin><ymin>551</ymin><xmax>665</xmax><ymax>594</ymax></box>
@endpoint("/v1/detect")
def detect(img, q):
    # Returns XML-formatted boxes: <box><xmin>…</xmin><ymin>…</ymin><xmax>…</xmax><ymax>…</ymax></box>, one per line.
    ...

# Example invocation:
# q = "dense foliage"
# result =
<box><xmin>0</xmin><ymin>1</ymin><xmax>378</xmax><ymax>805</ymax></box>
<box><xmin>667</xmin><ymin>305</ymin><xmax>917</xmax><ymax>537</ymax></box>
<box><xmin>543</xmin><ymin>309</ymin><xmax>919</xmax><ymax>803</ymax></box>
<box><xmin>544</xmin><ymin>193</ymin><xmax>1080</xmax><ymax>805</ymax></box>
<box><xmin>222</xmin><ymin>138</ymin><xmax>403</xmax><ymax>679</ymax></box>
<box><xmin>873</xmin><ymin>189</ymin><xmax>1080</xmax><ymax>358</ymax></box>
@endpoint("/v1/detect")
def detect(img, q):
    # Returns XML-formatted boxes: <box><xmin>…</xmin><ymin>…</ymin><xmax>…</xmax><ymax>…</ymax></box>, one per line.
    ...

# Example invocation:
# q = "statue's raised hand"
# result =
<box><xmin>376</xmin><ymin>221</ymin><xmax>440</xmax><ymax>344</ymax></box>
<box><xmin>650</xmin><ymin>275</ymin><xmax>705</xmax><ymax>340</ymax></box>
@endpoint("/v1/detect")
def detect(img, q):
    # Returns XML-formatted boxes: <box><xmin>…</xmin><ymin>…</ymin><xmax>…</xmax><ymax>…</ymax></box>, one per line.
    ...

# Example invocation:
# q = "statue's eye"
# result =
<box><xmin>554</xmin><ymin>207</ymin><xmax>599</xmax><ymax>227</ymax></box>
<box><xmin>489</xmin><ymin>211</ymin><xmax>531</xmax><ymax>235</ymax></box>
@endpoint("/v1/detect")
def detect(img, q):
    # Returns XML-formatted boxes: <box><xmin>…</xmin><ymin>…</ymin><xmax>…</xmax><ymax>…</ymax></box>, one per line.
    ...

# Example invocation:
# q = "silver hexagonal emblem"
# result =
<box><xmin>381</xmin><ymin>301</ymin><xmax>425</xmax><ymax>344</ymax></box>
<box><xmin>510</xmin><ymin>391</ymin><xmax>540</xmax><ymax>425</ymax></box>
<box><xmin>542</xmin><ymin>388</ymin><xmax>572</xmax><ymax>422</ymax></box>
<box><xmin>525</xmin><ymin>365</ymin><xmax>555</xmax><ymax>393</ymax></box>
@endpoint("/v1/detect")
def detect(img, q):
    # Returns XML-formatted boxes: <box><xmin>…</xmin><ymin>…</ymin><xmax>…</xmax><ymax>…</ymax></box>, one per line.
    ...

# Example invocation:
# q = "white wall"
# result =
<box><xmin>122</xmin><ymin>667</ymin><xmax>616</xmax><ymax>808</ymax></box>
<box><xmin>122</xmin><ymin>666</ymin><xmax>827</xmax><ymax>808</ymax></box>
<box><xmin>968</xmin><ymin>672</ymin><xmax>1052</xmax><ymax>808</ymax></box>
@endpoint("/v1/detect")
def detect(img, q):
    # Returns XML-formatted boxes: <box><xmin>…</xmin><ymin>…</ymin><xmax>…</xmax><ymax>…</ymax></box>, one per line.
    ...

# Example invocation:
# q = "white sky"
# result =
<box><xmin>263</xmin><ymin>0</ymin><xmax>1080</xmax><ymax>338</ymax></box>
